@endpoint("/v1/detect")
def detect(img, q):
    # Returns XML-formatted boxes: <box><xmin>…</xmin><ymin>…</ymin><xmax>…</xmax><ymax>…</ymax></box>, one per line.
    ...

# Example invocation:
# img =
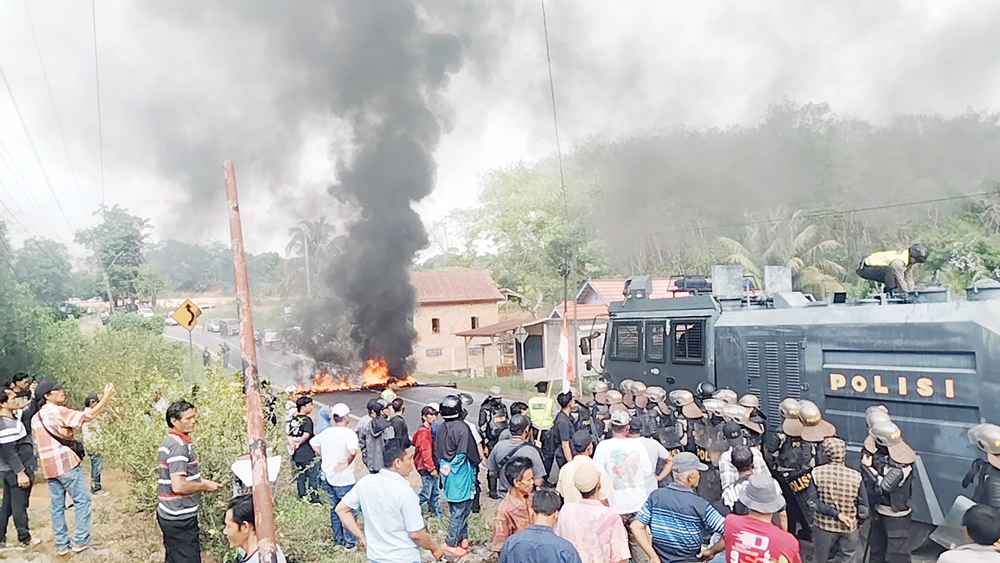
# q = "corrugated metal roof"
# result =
<box><xmin>411</xmin><ymin>269</ymin><xmax>504</xmax><ymax>305</ymax></box>
<box><xmin>455</xmin><ymin>317</ymin><xmax>539</xmax><ymax>337</ymax></box>
<box><xmin>583</xmin><ymin>278</ymin><xmax>685</xmax><ymax>304</ymax></box>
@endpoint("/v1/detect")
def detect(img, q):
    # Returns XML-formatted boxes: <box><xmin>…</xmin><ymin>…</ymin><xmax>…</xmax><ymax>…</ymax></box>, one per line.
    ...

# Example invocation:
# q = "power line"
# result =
<box><xmin>540</xmin><ymin>0</ymin><xmax>569</xmax><ymax>223</ymax></box>
<box><xmin>649</xmin><ymin>191</ymin><xmax>997</xmax><ymax>237</ymax></box>
<box><xmin>0</xmin><ymin>177</ymin><xmax>40</xmax><ymax>239</ymax></box>
<box><xmin>0</xmin><ymin>65</ymin><xmax>74</xmax><ymax>230</ymax></box>
<box><xmin>23</xmin><ymin>0</ymin><xmax>86</xmax><ymax>208</ymax></box>
<box><xmin>0</xmin><ymin>139</ymin><xmax>60</xmax><ymax>235</ymax></box>
<box><xmin>91</xmin><ymin>0</ymin><xmax>106</xmax><ymax>208</ymax></box>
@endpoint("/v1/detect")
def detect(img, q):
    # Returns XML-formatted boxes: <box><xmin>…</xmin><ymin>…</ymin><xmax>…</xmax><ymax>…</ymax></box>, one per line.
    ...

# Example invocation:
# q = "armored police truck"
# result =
<box><xmin>599</xmin><ymin>266</ymin><xmax>1000</xmax><ymax>527</ymax></box>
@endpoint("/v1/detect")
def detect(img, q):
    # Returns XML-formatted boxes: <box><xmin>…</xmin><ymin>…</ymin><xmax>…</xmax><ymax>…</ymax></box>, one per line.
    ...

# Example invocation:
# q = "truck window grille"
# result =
<box><xmin>784</xmin><ymin>342</ymin><xmax>802</xmax><ymax>399</ymax></box>
<box><xmin>766</xmin><ymin>342</ymin><xmax>781</xmax><ymax>423</ymax></box>
<box><xmin>746</xmin><ymin>341</ymin><xmax>760</xmax><ymax>378</ymax></box>
<box><xmin>671</xmin><ymin>320</ymin><xmax>705</xmax><ymax>364</ymax></box>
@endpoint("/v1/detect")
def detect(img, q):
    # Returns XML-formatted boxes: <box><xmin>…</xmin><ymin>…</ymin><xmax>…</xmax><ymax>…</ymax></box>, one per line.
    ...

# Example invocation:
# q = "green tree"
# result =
<box><xmin>13</xmin><ymin>238</ymin><xmax>73</xmax><ymax>308</ymax></box>
<box><xmin>285</xmin><ymin>217</ymin><xmax>335</xmax><ymax>296</ymax></box>
<box><xmin>75</xmin><ymin>206</ymin><xmax>150</xmax><ymax>310</ymax></box>
<box><xmin>716</xmin><ymin>208</ymin><xmax>845</xmax><ymax>297</ymax></box>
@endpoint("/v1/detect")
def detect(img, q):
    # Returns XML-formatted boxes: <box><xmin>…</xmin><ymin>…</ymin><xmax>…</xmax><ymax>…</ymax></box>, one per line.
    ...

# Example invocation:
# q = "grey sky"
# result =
<box><xmin>0</xmin><ymin>1</ymin><xmax>997</xmax><ymax>256</ymax></box>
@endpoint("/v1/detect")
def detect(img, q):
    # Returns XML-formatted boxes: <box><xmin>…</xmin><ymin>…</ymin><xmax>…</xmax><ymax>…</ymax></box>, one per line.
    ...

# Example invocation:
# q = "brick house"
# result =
<box><xmin>411</xmin><ymin>270</ymin><xmax>505</xmax><ymax>374</ymax></box>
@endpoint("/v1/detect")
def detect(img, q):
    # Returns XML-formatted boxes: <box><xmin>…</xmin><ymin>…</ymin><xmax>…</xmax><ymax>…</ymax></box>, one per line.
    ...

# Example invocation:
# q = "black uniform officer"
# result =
<box><xmin>669</xmin><ymin>389</ymin><xmax>703</xmax><ymax>455</ymax></box>
<box><xmin>863</xmin><ymin>421</ymin><xmax>916</xmax><ymax>563</ymax></box>
<box><xmin>478</xmin><ymin>385</ymin><xmax>508</xmax><ymax>499</ymax></box>
<box><xmin>765</xmin><ymin>398</ymin><xmax>817</xmax><ymax>541</ymax></box>
<box><xmin>646</xmin><ymin>386</ymin><xmax>684</xmax><ymax>454</ymax></box>
<box><xmin>694</xmin><ymin>398</ymin><xmax>726</xmax><ymax>508</ymax></box>
<box><xmin>965</xmin><ymin>423</ymin><xmax>1000</xmax><ymax>509</ymax></box>
<box><xmin>586</xmin><ymin>381</ymin><xmax>610</xmax><ymax>445</ymax></box>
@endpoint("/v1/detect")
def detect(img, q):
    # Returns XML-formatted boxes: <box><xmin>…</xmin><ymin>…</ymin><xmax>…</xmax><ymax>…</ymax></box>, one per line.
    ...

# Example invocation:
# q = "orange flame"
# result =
<box><xmin>295</xmin><ymin>358</ymin><xmax>417</xmax><ymax>395</ymax></box>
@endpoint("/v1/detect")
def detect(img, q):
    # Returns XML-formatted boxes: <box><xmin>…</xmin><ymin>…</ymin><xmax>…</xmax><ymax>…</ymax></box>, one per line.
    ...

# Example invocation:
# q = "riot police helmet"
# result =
<box><xmin>702</xmin><ymin>398</ymin><xmax>725</xmax><ymax>418</ymax></box>
<box><xmin>798</xmin><ymin>400</ymin><xmax>837</xmax><ymax>443</ymax></box>
<box><xmin>738</xmin><ymin>394</ymin><xmax>760</xmax><ymax>410</ymax></box>
<box><xmin>631</xmin><ymin>382</ymin><xmax>648</xmax><ymax>408</ymax></box>
<box><xmin>909</xmin><ymin>243</ymin><xmax>929</xmax><ymax>263</ymax></box>
<box><xmin>779</xmin><ymin>398</ymin><xmax>801</xmax><ymax>419</ymax></box>
<box><xmin>866</xmin><ymin>409</ymin><xmax>892</xmax><ymax>428</ymax></box>
<box><xmin>870</xmin><ymin>421</ymin><xmax>916</xmax><ymax>464</ymax></box>
<box><xmin>780</xmin><ymin>398</ymin><xmax>803</xmax><ymax>437</ymax></box>
<box><xmin>606</xmin><ymin>389</ymin><xmax>623</xmax><ymax>404</ymax></box>
<box><xmin>439</xmin><ymin>395</ymin><xmax>463</xmax><ymax>420</ymax></box>
<box><xmin>669</xmin><ymin>389</ymin><xmax>704</xmax><ymax>419</ymax></box>
<box><xmin>721</xmin><ymin>403</ymin><xmax>745</xmax><ymax>422</ymax></box>
<box><xmin>589</xmin><ymin>381</ymin><xmax>609</xmax><ymax>394</ymax></box>
<box><xmin>714</xmin><ymin>389</ymin><xmax>738</xmax><ymax>404</ymax></box>
<box><xmin>619</xmin><ymin>379</ymin><xmax>635</xmax><ymax>393</ymax></box>
<box><xmin>969</xmin><ymin>423</ymin><xmax>1000</xmax><ymax>455</ymax></box>
<box><xmin>696</xmin><ymin>381</ymin><xmax>717</xmax><ymax>400</ymax></box>
<box><xmin>644</xmin><ymin>386</ymin><xmax>667</xmax><ymax>404</ymax></box>
<box><xmin>487</xmin><ymin>386</ymin><xmax>503</xmax><ymax>400</ymax></box>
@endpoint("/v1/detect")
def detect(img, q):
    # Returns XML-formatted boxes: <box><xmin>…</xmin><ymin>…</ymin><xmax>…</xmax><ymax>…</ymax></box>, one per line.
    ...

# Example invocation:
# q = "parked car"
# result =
<box><xmin>199</xmin><ymin>303</ymin><xmax>217</xmax><ymax>311</ymax></box>
<box><xmin>220</xmin><ymin>318</ymin><xmax>240</xmax><ymax>337</ymax></box>
<box><xmin>206</xmin><ymin>318</ymin><xmax>222</xmax><ymax>332</ymax></box>
<box><xmin>164</xmin><ymin>315</ymin><xmax>179</xmax><ymax>326</ymax></box>
<box><xmin>138</xmin><ymin>307</ymin><xmax>155</xmax><ymax>319</ymax></box>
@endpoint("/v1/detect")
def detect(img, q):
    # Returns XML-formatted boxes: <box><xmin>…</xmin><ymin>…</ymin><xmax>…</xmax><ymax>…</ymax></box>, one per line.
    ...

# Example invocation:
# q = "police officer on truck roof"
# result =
<box><xmin>965</xmin><ymin>423</ymin><xmax>1000</xmax><ymax>510</ymax></box>
<box><xmin>478</xmin><ymin>386</ymin><xmax>508</xmax><ymax>500</ymax></box>
<box><xmin>856</xmin><ymin>243</ymin><xmax>929</xmax><ymax>293</ymax></box>
<box><xmin>863</xmin><ymin>421</ymin><xmax>917</xmax><ymax>563</ymax></box>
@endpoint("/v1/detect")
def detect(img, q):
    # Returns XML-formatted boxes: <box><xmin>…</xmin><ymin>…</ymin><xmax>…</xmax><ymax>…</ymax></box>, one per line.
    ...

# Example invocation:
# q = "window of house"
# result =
<box><xmin>645</xmin><ymin>321</ymin><xmax>667</xmax><ymax>363</ymax></box>
<box><xmin>470</xmin><ymin>346</ymin><xmax>484</xmax><ymax>356</ymax></box>
<box><xmin>672</xmin><ymin>319</ymin><xmax>705</xmax><ymax>364</ymax></box>
<box><xmin>609</xmin><ymin>321</ymin><xmax>641</xmax><ymax>362</ymax></box>
<box><xmin>426</xmin><ymin>347</ymin><xmax>443</xmax><ymax>357</ymax></box>
<box><xmin>471</xmin><ymin>316</ymin><xmax>480</xmax><ymax>330</ymax></box>
<box><xmin>431</xmin><ymin>318</ymin><xmax>440</xmax><ymax>333</ymax></box>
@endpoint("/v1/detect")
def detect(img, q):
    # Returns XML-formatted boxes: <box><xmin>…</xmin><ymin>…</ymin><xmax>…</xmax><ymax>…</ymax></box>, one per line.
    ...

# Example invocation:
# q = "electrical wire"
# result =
<box><xmin>0</xmin><ymin>65</ymin><xmax>74</xmax><ymax>230</ymax></box>
<box><xmin>648</xmin><ymin>191</ymin><xmax>997</xmax><ymax>237</ymax></box>
<box><xmin>540</xmin><ymin>0</ymin><xmax>569</xmax><ymax>223</ymax></box>
<box><xmin>0</xmin><ymin>138</ymin><xmax>61</xmax><ymax>236</ymax></box>
<box><xmin>91</xmin><ymin>0</ymin><xmax>106</xmax><ymax>208</ymax></box>
<box><xmin>23</xmin><ymin>0</ymin><xmax>86</xmax><ymax>208</ymax></box>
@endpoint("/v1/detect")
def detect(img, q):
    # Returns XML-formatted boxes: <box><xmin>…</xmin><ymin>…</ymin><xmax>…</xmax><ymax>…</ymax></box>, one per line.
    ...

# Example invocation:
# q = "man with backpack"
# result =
<box><xmin>486</xmin><ymin>414</ymin><xmax>546</xmax><ymax>496</ymax></box>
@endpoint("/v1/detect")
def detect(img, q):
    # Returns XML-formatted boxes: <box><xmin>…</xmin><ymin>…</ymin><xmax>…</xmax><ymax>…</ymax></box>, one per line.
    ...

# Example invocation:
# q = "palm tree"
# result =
<box><xmin>717</xmin><ymin>207</ymin><xmax>845</xmax><ymax>297</ymax></box>
<box><xmin>286</xmin><ymin>217</ymin><xmax>334</xmax><ymax>296</ymax></box>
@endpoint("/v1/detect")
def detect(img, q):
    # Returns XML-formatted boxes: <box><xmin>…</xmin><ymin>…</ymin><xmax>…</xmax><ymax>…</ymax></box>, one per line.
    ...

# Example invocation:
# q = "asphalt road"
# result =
<box><xmin>163</xmin><ymin>325</ymin><xmax>317</xmax><ymax>384</ymax></box>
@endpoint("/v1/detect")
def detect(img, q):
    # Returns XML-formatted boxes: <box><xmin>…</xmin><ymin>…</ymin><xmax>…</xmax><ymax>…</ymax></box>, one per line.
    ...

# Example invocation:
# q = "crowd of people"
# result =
<box><xmin>288</xmin><ymin>378</ymin><xmax>1000</xmax><ymax>563</ymax></box>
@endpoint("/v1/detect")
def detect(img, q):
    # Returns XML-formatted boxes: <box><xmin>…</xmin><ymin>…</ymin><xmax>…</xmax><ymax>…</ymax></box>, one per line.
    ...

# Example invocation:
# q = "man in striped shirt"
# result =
<box><xmin>158</xmin><ymin>400</ymin><xmax>223</xmax><ymax>563</ymax></box>
<box><xmin>631</xmin><ymin>452</ymin><xmax>726</xmax><ymax>563</ymax></box>
<box><xmin>32</xmin><ymin>380</ymin><xmax>115</xmax><ymax>555</ymax></box>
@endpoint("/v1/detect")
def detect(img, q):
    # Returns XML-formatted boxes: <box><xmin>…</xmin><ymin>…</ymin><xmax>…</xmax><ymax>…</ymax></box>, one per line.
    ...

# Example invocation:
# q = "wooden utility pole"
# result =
<box><xmin>223</xmin><ymin>160</ymin><xmax>278</xmax><ymax>563</ymax></box>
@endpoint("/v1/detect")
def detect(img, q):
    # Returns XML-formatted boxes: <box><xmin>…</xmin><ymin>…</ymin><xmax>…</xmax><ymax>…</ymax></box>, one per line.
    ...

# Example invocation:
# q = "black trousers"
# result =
<box><xmin>0</xmin><ymin>471</ymin><xmax>32</xmax><ymax>544</ymax></box>
<box><xmin>857</xmin><ymin>265</ymin><xmax>896</xmax><ymax>290</ymax></box>
<box><xmin>868</xmin><ymin>513</ymin><xmax>912</xmax><ymax>563</ymax></box>
<box><xmin>158</xmin><ymin>514</ymin><xmax>201</xmax><ymax>563</ymax></box>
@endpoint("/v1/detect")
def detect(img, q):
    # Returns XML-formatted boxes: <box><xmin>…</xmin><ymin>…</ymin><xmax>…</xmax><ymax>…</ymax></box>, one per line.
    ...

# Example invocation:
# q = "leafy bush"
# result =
<box><xmin>105</xmin><ymin>312</ymin><xmax>165</xmax><ymax>334</ymax></box>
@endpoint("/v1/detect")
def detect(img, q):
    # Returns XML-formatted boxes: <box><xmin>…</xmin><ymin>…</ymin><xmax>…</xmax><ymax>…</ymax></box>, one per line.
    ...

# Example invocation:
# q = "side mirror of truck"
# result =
<box><xmin>579</xmin><ymin>337</ymin><xmax>591</xmax><ymax>355</ymax></box>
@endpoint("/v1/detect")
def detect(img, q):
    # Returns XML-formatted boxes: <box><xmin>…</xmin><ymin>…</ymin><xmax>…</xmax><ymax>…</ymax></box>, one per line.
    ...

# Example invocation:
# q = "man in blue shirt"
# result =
<box><xmin>631</xmin><ymin>452</ymin><xmax>726</xmax><ymax>563</ymax></box>
<box><xmin>500</xmin><ymin>488</ymin><xmax>582</xmax><ymax>563</ymax></box>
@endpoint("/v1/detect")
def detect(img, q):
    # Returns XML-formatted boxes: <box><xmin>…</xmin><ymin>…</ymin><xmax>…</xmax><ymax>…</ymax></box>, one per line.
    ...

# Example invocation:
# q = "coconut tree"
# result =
<box><xmin>286</xmin><ymin>217</ymin><xmax>334</xmax><ymax>296</ymax></box>
<box><xmin>717</xmin><ymin>207</ymin><xmax>845</xmax><ymax>297</ymax></box>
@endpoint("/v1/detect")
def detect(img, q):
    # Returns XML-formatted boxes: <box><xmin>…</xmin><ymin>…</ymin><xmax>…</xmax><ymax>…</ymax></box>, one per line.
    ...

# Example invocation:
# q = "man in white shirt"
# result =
<box><xmin>592</xmin><ymin>411</ymin><xmax>655</xmax><ymax>563</ymax></box>
<box><xmin>336</xmin><ymin>441</ymin><xmax>446</xmax><ymax>563</ymax></box>
<box><xmin>310</xmin><ymin>403</ymin><xmax>360</xmax><ymax>550</ymax></box>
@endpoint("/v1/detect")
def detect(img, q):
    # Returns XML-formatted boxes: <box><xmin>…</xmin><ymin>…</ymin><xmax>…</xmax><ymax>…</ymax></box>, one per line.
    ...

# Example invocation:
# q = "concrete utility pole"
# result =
<box><xmin>223</xmin><ymin>160</ymin><xmax>278</xmax><ymax>563</ymax></box>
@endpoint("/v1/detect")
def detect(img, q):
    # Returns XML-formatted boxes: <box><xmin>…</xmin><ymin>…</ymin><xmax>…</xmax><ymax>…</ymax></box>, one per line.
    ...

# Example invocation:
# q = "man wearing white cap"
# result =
<box><xmin>310</xmin><ymin>403</ymin><xmax>360</xmax><ymax>551</ymax></box>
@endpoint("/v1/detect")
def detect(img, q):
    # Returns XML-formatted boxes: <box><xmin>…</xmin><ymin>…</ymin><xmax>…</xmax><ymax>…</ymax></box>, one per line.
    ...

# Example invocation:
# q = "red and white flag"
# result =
<box><xmin>559</xmin><ymin>315</ymin><xmax>575</xmax><ymax>393</ymax></box>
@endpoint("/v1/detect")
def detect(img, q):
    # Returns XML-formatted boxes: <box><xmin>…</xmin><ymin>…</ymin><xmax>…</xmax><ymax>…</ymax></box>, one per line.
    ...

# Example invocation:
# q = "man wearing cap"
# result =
<box><xmin>856</xmin><ymin>244</ymin><xmax>929</xmax><ymax>294</ymax></box>
<box><xmin>718</xmin><ymin>420</ymin><xmax>768</xmax><ymax>489</ymax></box>
<box><xmin>310</xmin><ymin>403</ymin><xmax>361</xmax><ymax>550</ymax></box>
<box><xmin>357</xmin><ymin>398</ymin><xmax>395</xmax><ymax>474</ymax></box>
<box><xmin>937</xmin><ymin>504</ymin><xmax>1000</xmax><ymax>563</ymax></box>
<box><xmin>529</xmin><ymin>381</ymin><xmax>557</xmax><ymax>474</ymax></box>
<box><xmin>811</xmin><ymin>437</ymin><xmax>869</xmax><ymax>563</ymax></box>
<box><xmin>594</xmin><ymin>410</ymin><xmax>657</xmax><ymax>563</ymax></box>
<box><xmin>480</xmin><ymin>386</ymin><xmax>509</xmax><ymax>499</ymax></box>
<box><xmin>723</xmin><ymin>473</ymin><xmax>803</xmax><ymax>563</ymax></box>
<box><xmin>558</xmin><ymin>430</ymin><xmax>614</xmax><ymax>504</ymax></box>
<box><xmin>556</xmin><ymin>463</ymin><xmax>630</xmax><ymax>563</ymax></box>
<box><xmin>33</xmin><ymin>380</ymin><xmax>116</xmax><ymax>555</ymax></box>
<box><xmin>412</xmin><ymin>404</ymin><xmax>443</xmax><ymax>518</ymax></box>
<box><xmin>487</xmin><ymin>414</ymin><xmax>547</xmax><ymax>496</ymax></box>
<box><xmin>863</xmin><ymin>421</ymin><xmax>916</xmax><ymax>563</ymax></box>
<box><xmin>631</xmin><ymin>452</ymin><xmax>726</xmax><ymax>563</ymax></box>
<box><xmin>964</xmin><ymin>423</ymin><xmax>1000</xmax><ymax>510</ymax></box>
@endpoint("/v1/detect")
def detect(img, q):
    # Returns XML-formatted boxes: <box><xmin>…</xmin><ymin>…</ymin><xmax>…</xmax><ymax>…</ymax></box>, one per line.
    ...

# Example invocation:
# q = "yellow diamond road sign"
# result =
<box><xmin>172</xmin><ymin>300</ymin><xmax>202</xmax><ymax>331</ymax></box>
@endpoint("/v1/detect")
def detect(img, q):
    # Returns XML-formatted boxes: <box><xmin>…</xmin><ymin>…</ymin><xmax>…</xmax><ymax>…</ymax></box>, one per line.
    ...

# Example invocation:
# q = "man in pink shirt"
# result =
<box><xmin>555</xmin><ymin>464</ymin><xmax>630</xmax><ymax>563</ymax></box>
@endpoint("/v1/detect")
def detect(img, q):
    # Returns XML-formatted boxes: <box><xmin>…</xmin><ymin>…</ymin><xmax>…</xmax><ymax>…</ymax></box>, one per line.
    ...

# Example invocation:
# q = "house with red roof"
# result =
<box><xmin>410</xmin><ymin>269</ymin><xmax>506</xmax><ymax>374</ymax></box>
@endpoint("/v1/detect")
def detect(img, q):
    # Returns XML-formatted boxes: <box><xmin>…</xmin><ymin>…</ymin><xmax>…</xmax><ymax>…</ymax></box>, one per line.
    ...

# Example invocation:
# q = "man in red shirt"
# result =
<box><xmin>724</xmin><ymin>473</ymin><xmax>802</xmax><ymax>563</ymax></box>
<box><xmin>413</xmin><ymin>405</ymin><xmax>442</xmax><ymax>517</ymax></box>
